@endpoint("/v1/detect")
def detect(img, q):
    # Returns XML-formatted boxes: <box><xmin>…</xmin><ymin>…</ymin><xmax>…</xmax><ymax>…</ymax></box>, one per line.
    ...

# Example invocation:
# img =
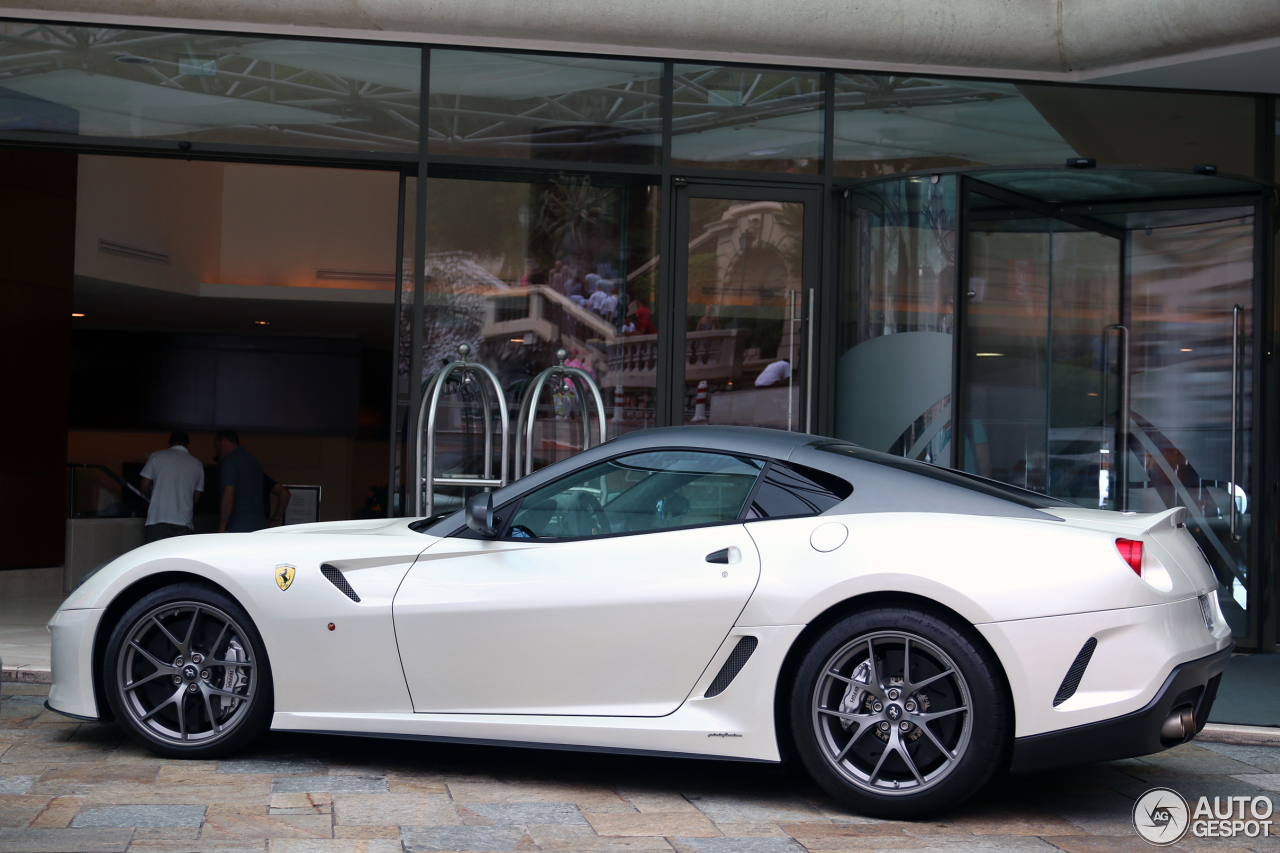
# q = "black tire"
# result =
<box><xmin>791</xmin><ymin>606</ymin><xmax>1009</xmax><ymax>819</ymax></box>
<box><xmin>103</xmin><ymin>583</ymin><xmax>273</xmax><ymax>759</ymax></box>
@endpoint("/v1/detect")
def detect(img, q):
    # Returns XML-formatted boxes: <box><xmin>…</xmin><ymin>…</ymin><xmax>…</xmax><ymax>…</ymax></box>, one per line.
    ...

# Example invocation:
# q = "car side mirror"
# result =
<box><xmin>465</xmin><ymin>492</ymin><xmax>498</xmax><ymax>538</ymax></box>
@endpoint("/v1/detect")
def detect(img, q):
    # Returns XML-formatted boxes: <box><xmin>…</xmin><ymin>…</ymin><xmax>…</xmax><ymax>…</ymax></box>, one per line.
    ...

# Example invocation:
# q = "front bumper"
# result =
<box><xmin>46</xmin><ymin>607</ymin><xmax>105</xmax><ymax>721</ymax></box>
<box><xmin>1010</xmin><ymin>643</ymin><xmax>1232</xmax><ymax>774</ymax></box>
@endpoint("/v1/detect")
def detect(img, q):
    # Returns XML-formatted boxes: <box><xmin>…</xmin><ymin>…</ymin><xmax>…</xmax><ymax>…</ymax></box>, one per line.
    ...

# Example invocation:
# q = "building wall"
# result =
<box><xmin>75</xmin><ymin>157</ymin><xmax>399</xmax><ymax>295</ymax></box>
<box><xmin>0</xmin><ymin>150</ymin><xmax>76</xmax><ymax>570</ymax></box>
<box><xmin>219</xmin><ymin>164</ymin><xmax>399</xmax><ymax>289</ymax></box>
<box><xmin>75</xmin><ymin>155</ymin><xmax>224</xmax><ymax>295</ymax></box>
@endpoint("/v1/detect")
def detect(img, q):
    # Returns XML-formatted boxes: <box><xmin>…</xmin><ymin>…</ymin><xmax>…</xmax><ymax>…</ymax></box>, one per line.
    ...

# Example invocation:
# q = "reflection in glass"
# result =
<box><xmin>427</xmin><ymin>50</ymin><xmax>662</xmax><ymax>164</ymax></box>
<box><xmin>672</xmin><ymin>65</ymin><xmax>822</xmax><ymax>173</ymax></box>
<box><xmin>963</xmin><ymin>204</ymin><xmax>1121</xmax><ymax>501</ymax></box>
<box><xmin>833</xmin><ymin>75</ymin><xmax>1255</xmax><ymax>178</ymax></box>
<box><xmin>407</xmin><ymin>174</ymin><xmax>660</xmax><ymax>508</ymax></box>
<box><xmin>1128</xmin><ymin>210</ymin><xmax>1254</xmax><ymax>632</ymax></box>
<box><xmin>835</xmin><ymin>177</ymin><xmax>956</xmax><ymax>458</ymax></box>
<box><xmin>0</xmin><ymin>25</ymin><xmax>420</xmax><ymax>151</ymax></box>
<box><xmin>683</xmin><ymin>198</ymin><xmax>804</xmax><ymax>428</ymax></box>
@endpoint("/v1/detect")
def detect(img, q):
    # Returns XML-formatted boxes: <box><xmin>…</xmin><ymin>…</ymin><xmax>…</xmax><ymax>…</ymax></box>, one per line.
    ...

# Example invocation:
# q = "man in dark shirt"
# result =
<box><xmin>214</xmin><ymin>429</ymin><xmax>266</xmax><ymax>533</ymax></box>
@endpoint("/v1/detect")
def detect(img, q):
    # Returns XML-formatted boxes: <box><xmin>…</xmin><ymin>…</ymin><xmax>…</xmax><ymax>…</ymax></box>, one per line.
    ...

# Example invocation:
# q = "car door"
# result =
<box><xmin>393</xmin><ymin>449</ymin><xmax>765</xmax><ymax>716</ymax></box>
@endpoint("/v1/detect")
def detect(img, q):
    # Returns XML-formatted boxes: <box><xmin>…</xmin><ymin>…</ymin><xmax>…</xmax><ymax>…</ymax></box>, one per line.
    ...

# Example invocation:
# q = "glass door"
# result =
<box><xmin>673</xmin><ymin>183</ymin><xmax>820</xmax><ymax>429</ymax></box>
<box><xmin>1121</xmin><ymin>206</ymin><xmax>1256</xmax><ymax>636</ymax></box>
<box><xmin>960</xmin><ymin>187</ymin><xmax>1258</xmax><ymax>641</ymax></box>
<box><xmin>962</xmin><ymin>191</ymin><xmax>1122</xmax><ymax>501</ymax></box>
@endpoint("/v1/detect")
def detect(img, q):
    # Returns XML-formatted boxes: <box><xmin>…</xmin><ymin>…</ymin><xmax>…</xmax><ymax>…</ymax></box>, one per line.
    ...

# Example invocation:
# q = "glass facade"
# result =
<box><xmin>833</xmin><ymin>76</ymin><xmax>1256</xmax><ymax>178</ymax></box>
<box><xmin>2</xmin><ymin>15</ymin><xmax>1277</xmax><ymax>646</ymax></box>
<box><xmin>672</xmin><ymin>64</ymin><xmax>823</xmax><ymax>174</ymax></box>
<box><xmin>0</xmin><ymin>24</ymin><xmax>421</xmax><ymax>151</ymax></box>
<box><xmin>398</xmin><ymin>173</ymin><xmax>661</xmax><ymax>512</ymax></box>
<box><xmin>838</xmin><ymin>172</ymin><xmax>1265</xmax><ymax>644</ymax></box>
<box><xmin>427</xmin><ymin>50</ymin><xmax>663</xmax><ymax>164</ymax></box>
<box><xmin>836</xmin><ymin>176</ymin><xmax>956</xmax><ymax>459</ymax></box>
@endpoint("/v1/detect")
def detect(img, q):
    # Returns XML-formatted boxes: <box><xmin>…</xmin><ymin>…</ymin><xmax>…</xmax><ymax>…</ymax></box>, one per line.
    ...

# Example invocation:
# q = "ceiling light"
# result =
<box><xmin>1087</xmin><ymin>392</ymin><xmax>1098</xmax><ymax>397</ymax></box>
<box><xmin>1181</xmin><ymin>348</ymin><xmax>1193</xmax><ymax>352</ymax></box>
<box><xmin>975</xmin><ymin>352</ymin><xmax>1003</xmax><ymax>357</ymax></box>
<box><xmin>71</xmin><ymin>312</ymin><xmax>85</xmax><ymax>317</ymax></box>
<box><xmin>254</xmin><ymin>320</ymin><xmax>270</xmax><ymax>325</ymax></box>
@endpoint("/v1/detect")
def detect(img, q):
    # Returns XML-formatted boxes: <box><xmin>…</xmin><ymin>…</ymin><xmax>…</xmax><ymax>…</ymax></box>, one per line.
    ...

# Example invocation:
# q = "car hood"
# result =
<box><xmin>252</xmin><ymin>518</ymin><xmax>421</xmax><ymax>536</ymax></box>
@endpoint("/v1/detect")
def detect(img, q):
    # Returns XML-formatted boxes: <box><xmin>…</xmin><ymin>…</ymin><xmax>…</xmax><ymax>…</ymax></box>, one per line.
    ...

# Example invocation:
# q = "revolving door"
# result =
<box><xmin>837</xmin><ymin>167</ymin><xmax>1269</xmax><ymax>644</ymax></box>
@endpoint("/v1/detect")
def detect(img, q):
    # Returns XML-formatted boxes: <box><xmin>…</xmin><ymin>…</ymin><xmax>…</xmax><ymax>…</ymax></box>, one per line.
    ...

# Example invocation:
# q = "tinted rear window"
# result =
<box><xmin>746</xmin><ymin>462</ymin><xmax>853</xmax><ymax>520</ymax></box>
<box><xmin>810</xmin><ymin>440</ymin><xmax>1073</xmax><ymax>509</ymax></box>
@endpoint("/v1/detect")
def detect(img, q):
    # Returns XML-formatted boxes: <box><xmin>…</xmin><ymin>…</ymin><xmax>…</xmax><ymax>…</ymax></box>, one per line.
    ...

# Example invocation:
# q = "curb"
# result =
<box><xmin>1197</xmin><ymin>723</ymin><xmax>1280</xmax><ymax>747</ymax></box>
<box><xmin>1</xmin><ymin>666</ymin><xmax>52</xmax><ymax>685</ymax></box>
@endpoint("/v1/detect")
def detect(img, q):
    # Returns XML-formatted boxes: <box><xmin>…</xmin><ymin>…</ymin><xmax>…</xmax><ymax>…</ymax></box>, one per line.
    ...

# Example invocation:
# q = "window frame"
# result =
<box><xmin>740</xmin><ymin>459</ymin><xmax>853</xmax><ymax>524</ymax></box>
<box><xmin>450</xmin><ymin>446</ymin><xmax>771</xmax><ymax>542</ymax></box>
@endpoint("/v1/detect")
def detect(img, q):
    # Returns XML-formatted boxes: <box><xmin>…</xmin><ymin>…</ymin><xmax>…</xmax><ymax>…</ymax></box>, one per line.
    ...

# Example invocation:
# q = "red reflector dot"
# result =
<box><xmin>327</xmin><ymin>623</ymin><xmax>335</xmax><ymax>632</ymax></box>
<box><xmin>1116</xmin><ymin>538</ymin><xmax>1143</xmax><ymax>575</ymax></box>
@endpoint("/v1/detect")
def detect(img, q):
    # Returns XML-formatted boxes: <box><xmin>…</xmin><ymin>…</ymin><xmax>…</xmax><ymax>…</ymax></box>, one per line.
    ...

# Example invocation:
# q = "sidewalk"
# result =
<box><xmin>0</xmin><ymin>593</ymin><xmax>63</xmax><ymax>684</ymax></box>
<box><xmin>5</xmin><ymin>680</ymin><xmax>1280</xmax><ymax>853</ymax></box>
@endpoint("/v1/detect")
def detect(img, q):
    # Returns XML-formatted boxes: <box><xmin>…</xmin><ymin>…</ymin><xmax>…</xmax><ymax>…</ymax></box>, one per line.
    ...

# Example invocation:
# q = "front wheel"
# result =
<box><xmin>791</xmin><ymin>607</ymin><xmax>1009</xmax><ymax>819</ymax></box>
<box><xmin>103</xmin><ymin>583</ymin><xmax>272</xmax><ymax>759</ymax></box>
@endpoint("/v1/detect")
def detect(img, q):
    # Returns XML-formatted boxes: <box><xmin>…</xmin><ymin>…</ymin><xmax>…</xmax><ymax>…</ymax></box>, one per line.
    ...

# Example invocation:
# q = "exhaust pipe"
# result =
<box><xmin>1161</xmin><ymin>706</ymin><xmax>1196</xmax><ymax>741</ymax></box>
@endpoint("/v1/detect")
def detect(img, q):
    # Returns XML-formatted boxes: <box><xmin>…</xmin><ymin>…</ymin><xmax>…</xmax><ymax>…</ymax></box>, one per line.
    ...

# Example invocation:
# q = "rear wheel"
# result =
<box><xmin>103</xmin><ymin>584</ymin><xmax>272</xmax><ymax>758</ymax></box>
<box><xmin>791</xmin><ymin>607</ymin><xmax>1009</xmax><ymax>818</ymax></box>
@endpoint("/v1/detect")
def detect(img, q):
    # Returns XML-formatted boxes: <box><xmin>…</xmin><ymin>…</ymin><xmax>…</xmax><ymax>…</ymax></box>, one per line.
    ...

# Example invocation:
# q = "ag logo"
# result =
<box><xmin>275</xmin><ymin>564</ymin><xmax>296</xmax><ymax>591</ymax></box>
<box><xmin>1133</xmin><ymin>787</ymin><xmax>1189</xmax><ymax>845</ymax></box>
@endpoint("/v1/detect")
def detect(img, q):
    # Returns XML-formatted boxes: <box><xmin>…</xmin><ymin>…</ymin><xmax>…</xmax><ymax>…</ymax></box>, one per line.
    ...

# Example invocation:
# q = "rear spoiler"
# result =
<box><xmin>1124</xmin><ymin>506</ymin><xmax>1187</xmax><ymax>532</ymax></box>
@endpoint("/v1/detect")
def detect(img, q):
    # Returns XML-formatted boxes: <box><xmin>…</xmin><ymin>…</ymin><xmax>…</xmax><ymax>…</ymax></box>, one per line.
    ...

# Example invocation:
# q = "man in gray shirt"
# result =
<box><xmin>214</xmin><ymin>429</ymin><xmax>266</xmax><ymax>533</ymax></box>
<box><xmin>139</xmin><ymin>430</ymin><xmax>205</xmax><ymax>543</ymax></box>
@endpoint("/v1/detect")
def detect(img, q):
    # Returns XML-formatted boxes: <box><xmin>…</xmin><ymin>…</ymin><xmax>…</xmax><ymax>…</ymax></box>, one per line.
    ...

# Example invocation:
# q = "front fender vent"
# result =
<box><xmin>705</xmin><ymin>636</ymin><xmax>758</xmax><ymax>698</ymax></box>
<box><xmin>1052</xmin><ymin>637</ymin><xmax>1098</xmax><ymax>707</ymax></box>
<box><xmin>320</xmin><ymin>564</ymin><xmax>360</xmax><ymax>602</ymax></box>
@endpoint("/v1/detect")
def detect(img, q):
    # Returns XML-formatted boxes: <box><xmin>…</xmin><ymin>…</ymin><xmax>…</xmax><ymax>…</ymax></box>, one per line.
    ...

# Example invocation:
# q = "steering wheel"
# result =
<box><xmin>563</xmin><ymin>492</ymin><xmax>611</xmax><ymax>537</ymax></box>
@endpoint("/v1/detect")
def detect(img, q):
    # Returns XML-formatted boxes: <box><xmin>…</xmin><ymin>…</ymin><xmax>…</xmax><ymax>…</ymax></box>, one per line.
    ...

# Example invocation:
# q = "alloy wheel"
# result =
<box><xmin>115</xmin><ymin>601</ymin><xmax>256</xmax><ymax>745</ymax></box>
<box><xmin>810</xmin><ymin>630</ymin><xmax>972</xmax><ymax>796</ymax></box>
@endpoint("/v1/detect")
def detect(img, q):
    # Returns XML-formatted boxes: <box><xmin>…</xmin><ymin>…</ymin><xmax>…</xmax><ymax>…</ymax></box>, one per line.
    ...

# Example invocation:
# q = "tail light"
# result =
<box><xmin>1116</xmin><ymin>538</ymin><xmax>1143</xmax><ymax>575</ymax></box>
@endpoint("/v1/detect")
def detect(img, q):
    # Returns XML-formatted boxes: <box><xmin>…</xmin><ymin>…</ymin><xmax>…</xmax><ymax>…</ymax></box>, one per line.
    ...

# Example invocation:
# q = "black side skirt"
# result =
<box><xmin>1010</xmin><ymin>643</ymin><xmax>1233</xmax><ymax>775</ymax></box>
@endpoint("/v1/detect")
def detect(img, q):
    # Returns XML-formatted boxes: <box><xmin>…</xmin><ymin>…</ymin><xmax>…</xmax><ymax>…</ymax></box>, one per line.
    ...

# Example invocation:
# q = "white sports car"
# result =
<box><xmin>47</xmin><ymin>426</ymin><xmax>1232</xmax><ymax>817</ymax></box>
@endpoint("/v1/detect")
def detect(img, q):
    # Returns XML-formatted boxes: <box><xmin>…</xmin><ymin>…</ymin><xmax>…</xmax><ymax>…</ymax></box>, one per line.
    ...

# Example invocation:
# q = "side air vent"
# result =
<box><xmin>1052</xmin><ymin>637</ymin><xmax>1098</xmax><ymax>707</ymax></box>
<box><xmin>320</xmin><ymin>564</ymin><xmax>360</xmax><ymax>602</ymax></box>
<box><xmin>705</xmin><ymin>636</ymin><xmax>758</xmax><ymax>698</ymax></box>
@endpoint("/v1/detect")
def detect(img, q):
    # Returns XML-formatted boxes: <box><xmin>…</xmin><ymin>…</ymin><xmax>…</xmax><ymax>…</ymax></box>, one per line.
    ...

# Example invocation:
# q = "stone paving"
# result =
<box><xmin>4</xmin><ymin>682</ymin><xmax>1280</xmax><ymax>853</ymax></box>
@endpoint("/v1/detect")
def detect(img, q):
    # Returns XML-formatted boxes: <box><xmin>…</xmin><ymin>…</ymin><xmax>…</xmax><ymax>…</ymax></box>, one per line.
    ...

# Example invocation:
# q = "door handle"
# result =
<box><xmin>706</xmin><ymin>548</ymin><xmax>730</xmax><ymax>564</ymax></box>
<box><xmin>1231</xmin><ymin>303</ymin><xmax>1243</xmax><ymax>543</ymax></box>
<box><xmin>1104</xmin><ymin>324</ymin><xmax>1129</xmax><ymax>511</ymax></box>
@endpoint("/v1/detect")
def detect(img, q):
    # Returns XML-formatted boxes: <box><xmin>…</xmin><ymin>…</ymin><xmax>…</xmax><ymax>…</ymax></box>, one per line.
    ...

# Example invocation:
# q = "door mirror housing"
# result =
<box><xmin>465</xmin><ymin>492</ymin><xmax>498</xmax><ymax>538</ymax></box>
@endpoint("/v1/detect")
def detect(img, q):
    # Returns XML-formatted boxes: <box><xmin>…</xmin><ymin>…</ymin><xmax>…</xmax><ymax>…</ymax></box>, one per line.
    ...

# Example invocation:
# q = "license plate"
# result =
<box><xmin>1198</xmin><ymin>593</ymin><xmax>1215</xmax><ymax>631</ymax></box>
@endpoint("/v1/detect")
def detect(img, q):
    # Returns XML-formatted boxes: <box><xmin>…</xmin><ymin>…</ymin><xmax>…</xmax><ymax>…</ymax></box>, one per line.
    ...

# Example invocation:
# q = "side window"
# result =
<box><xmin>507</xmin><ymin>450</ymin><xmax>764</xmax><ymax>539</ymax></box>
<box><xmin>745</xmin><ymin>462</ymin><xmax>852</xmax><ymax>520</ymax></box>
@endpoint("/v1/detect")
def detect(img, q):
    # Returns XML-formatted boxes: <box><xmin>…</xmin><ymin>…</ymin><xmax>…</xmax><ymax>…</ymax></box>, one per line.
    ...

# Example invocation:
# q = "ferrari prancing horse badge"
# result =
<box><xmin>275</xmin><ymin>564</ymin><xmax>296</xmax><ymax>591</ymax></box>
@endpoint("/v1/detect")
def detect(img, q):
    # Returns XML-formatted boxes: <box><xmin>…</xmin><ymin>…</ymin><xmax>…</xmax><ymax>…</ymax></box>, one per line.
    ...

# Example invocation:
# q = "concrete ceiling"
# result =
<box><xmin>3</xmin><ymin>0</ymin><xmax>1280</xmax><ymax>92</ymax></box>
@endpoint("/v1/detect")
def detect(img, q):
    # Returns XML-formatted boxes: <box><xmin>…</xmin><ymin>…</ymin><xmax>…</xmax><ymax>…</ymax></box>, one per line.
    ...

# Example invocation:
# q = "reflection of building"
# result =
<box><xmin>2</xmin><ymin>4</ymin><xmax>1280</xmax><ymax>658</ymax></box>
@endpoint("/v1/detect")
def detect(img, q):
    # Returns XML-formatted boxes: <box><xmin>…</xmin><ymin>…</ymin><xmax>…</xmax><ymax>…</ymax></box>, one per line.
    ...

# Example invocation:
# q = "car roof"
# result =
<box><xmin>607</xmin><ymin>425</ymin><xmax>816</xmax><ymax>456</ymax></box>
<box><xmin>418</xmin><ymin>426</ymin><xmax>1066</xmax><ymax>536</ymax></box>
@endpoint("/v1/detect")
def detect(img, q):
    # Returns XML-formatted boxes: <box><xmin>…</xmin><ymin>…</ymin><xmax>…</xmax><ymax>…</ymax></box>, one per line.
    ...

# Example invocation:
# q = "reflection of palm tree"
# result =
<box><xmin>537</xmin><ymin>180</ymin><xmax>618</xmax><ymax>257</ymax></box>
<box><xmin>776</xmin><ymin>203</ymin><xmax>805</xmax><ymax>278</ymax></box>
